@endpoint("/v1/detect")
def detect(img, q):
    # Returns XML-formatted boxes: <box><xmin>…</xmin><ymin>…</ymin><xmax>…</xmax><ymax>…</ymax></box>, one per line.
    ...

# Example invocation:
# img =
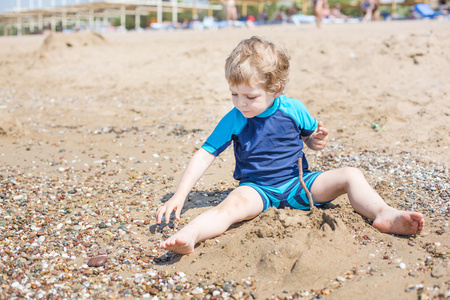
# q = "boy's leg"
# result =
<box><xmin>310</xmin><ymin>167</ymin><xmax>424</xmax><ymax>235</ymax></box>
<box><xmin>159</xmin><ymin>185</ymin><xmax>264</xmax><ymax>254</ymax></box>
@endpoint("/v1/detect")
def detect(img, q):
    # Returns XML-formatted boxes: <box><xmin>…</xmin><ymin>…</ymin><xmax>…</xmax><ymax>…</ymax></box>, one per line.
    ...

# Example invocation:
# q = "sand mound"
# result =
<box><xmin>40</xmin><ymin>32</ymin><xmax>107</xmax><ymax>52</ymax></box>
<box><xmin>164</xmin><ymin>208</ymin><xmax>359</xmax><ymax>295</ymax></box>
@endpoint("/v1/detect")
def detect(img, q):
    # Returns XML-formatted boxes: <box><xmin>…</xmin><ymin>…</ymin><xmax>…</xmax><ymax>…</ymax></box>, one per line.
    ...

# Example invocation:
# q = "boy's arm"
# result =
<box><xmin>302</xmin><ymin>121</ymin><xmax>329</xmax><ymax>151</ymax></box>
<box><xmin>156</xmin><ymin>147</ymin><xmax>216</xmax><ymax>224</ymax></box>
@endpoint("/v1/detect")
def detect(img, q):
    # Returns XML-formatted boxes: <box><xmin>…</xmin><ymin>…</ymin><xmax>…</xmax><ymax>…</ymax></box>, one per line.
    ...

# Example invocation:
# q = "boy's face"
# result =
<box><xmin>230</xmin><ymin>83</ymin><xmax>280</xmax><ymax>118</ymax></box>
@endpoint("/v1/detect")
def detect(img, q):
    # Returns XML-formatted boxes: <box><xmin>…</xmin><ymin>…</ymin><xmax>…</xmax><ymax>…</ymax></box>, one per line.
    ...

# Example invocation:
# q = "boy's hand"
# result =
<box><xmin>311</xmin><ymin>121</ymin><xmax>329</xmax><ymax>150</ymax></box>
<box><xmin>156</xmin><ymin>196</ymin><xmax>185</xmax><ymax>224</ymax></box>
<box><xmin>155</xmin><ymin>148</ymin><xmax>216</xmax><ymax>225</ymax></box>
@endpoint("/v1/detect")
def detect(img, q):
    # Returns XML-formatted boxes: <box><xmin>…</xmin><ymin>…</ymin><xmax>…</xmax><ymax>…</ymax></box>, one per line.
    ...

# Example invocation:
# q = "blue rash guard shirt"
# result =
<box><xmin>202</xmin><ymin>95</ymin><xmax>318</xmax><ymax>188</ymax></box>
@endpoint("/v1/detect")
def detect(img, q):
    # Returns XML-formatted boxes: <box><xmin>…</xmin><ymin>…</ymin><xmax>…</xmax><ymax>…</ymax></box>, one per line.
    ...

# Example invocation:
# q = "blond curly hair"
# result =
<box><xmin>225</xmin><ymin>36</ymin><xmax>290</xmax><ymax>94</ymax></box>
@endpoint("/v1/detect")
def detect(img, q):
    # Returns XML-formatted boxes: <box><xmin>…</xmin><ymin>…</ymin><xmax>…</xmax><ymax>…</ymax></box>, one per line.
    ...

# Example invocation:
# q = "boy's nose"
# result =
<box><xmin>239</xmin><ymin>97</ymin><xmax>248</xmax><ymax>107</ymax></box>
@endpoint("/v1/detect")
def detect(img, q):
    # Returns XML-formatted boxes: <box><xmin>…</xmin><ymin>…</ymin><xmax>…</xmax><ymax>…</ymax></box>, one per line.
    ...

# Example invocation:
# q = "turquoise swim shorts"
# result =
<box><xmin>240</xmin><ymin>171</ymin><xmax>328</xmax><ymax>211</ymax></box>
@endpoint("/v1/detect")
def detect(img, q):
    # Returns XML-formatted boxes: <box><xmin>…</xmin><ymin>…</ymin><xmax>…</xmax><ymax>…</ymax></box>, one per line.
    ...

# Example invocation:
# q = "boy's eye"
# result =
<box><xmin>231</xmin><ymin>93</ymin><xmax>238</xmax><ymax>97</ymax></box>
<box><xmin>247</xmin><ymin>96</ymin><xmax>256</xmax><ymax>100</ymax></box>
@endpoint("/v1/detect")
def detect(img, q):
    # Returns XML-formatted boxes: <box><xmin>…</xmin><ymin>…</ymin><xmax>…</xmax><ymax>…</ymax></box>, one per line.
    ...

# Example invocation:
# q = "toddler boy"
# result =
<box><xmin>156</xmin><ymin>36</ymin><xmax>424</xmax><ymax>254</ymax></box>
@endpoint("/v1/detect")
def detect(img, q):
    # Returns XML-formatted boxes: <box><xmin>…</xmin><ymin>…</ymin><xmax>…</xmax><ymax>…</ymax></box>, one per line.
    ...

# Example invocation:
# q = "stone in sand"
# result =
<box><xmin>88</xmin><ymin>256</ymin><xmax>107</xmax><ymax>267</ymax></box>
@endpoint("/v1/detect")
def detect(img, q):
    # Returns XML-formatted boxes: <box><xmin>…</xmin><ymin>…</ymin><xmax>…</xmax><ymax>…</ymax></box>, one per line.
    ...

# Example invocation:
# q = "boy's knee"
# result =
<box><xmin>218</xmin><ymin>195</ymin><xmax>246</xmax><ymax>214</ymax></box>
<box><xmin>218</xmin><ymin>187</ymin><xmax>263</xmax><ymax>217</ymax></box>
<box><xmin>340</xmin><ymin>167</ymin><xmax>364</xmax><ymax>181</ymax></box>
<box><xmin>345</xmin><ymin>166</ymin><xmax>362</xmax><ymax>174</ymax></box>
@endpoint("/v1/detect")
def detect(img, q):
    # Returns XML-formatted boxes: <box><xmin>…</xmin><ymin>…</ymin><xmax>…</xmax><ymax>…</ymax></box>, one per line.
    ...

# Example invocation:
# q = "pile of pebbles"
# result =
<box><xmin>309</xmin><ymin>140</ymin><xmax>449</xmax><ymax>218</ymax></box>
<box><xmin>0</xmin><ymin>136</ymin><xmax>448</xmax><ymax>299</ymax></box>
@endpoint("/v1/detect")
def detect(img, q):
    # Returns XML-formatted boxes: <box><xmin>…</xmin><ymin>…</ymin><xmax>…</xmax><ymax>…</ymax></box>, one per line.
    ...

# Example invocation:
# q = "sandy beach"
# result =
<box><xmin>0</xmin><ymin>20</ymin><xmax>449</xmax><ymax>299</ymax></box>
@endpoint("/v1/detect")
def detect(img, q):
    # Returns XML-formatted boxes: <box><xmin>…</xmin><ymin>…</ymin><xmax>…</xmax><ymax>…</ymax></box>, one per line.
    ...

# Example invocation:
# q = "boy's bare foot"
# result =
<box><xmin>373</xmin><ymin>209</ymin><xmax>424</xmax><ymax>235</ymax></box>
<box><xmin>159</xmin><ymin>235</ymin><xmax>195</xmax><ymax>255</ymax></box>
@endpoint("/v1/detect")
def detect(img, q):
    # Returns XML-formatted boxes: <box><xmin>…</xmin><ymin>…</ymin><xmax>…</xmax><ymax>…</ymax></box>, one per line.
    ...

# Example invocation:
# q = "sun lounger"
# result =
<box><xmin>290</xmin><ymin>14</ymin><xmax>316</xmax><ymax>24</ymax></box>
<box><xmin>413</xmin><ymin>3</ymin><xmax>442</xmax><ymax>18</ymax></box>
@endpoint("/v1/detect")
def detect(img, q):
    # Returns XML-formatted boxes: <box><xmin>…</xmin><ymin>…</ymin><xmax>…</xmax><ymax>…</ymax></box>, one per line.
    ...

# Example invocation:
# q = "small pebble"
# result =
<box><xmin>431</xmin><ymin>267</ymin><xmax>446</xmax><ymax>278</ymax></box>
<box><xmin>87</xmin><ymin>256</ymin><xmax>107</xmax><ymax>267</ymax></box>
<box><xmin>222</xmin><ymin>283</ymin><xmax>234</xmax><ymax>293</ymax></box>
<box><xmin>98</xmin><ymin>222</ymin><xmax>107</xmax><ymax>228</ymax></box>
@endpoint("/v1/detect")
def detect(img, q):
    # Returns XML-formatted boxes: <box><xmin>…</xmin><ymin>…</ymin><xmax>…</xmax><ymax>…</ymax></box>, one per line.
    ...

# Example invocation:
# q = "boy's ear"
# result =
<box><xmin>273</xmin><ymin>91</ymin><xmax>283</xmax><ymax>98</ymax></box>
<box><xmin>272</xmin><ymin>85</ymin><xmax>284</xmax><ymax>98</ymax></box>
